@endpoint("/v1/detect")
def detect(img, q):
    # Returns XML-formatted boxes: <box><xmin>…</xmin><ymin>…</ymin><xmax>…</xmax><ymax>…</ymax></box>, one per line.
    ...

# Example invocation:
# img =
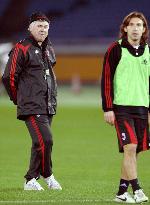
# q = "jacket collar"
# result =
<box><xmin>27</xmin><ymin>35</ymin><xmax>49</xmax><ymax>50</ymax></box>
<box><xmin>121</xmin><ymin>38</ymin><xmax>146</xmax><ymax>49</ymax></box>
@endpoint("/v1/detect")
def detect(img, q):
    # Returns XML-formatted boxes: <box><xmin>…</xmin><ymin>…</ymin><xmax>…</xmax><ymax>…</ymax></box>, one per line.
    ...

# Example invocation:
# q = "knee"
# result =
<box><xmin>32</xmin><ymin>135</ymin><xmax>53</xmax><ymax>148</ymax></box>
<box><xmin>123</xmin><ymin>144</ymin><xmax>137</xmax><ymax>156</ymax></box>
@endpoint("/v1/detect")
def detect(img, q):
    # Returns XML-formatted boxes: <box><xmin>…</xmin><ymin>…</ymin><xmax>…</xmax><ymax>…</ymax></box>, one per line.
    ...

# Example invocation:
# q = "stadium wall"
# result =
<box><xmin>55</xmin><ymin>54</ymin><xmax>103</xmax><ymax>83</ymax></box>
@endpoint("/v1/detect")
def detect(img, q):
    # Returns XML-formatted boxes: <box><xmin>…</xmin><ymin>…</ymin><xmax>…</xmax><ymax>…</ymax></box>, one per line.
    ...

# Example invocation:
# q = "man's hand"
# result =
<box><xmin>104</xmin><ymin>111</ymin><xmax>115</xmax><ymax>126</ymax></box>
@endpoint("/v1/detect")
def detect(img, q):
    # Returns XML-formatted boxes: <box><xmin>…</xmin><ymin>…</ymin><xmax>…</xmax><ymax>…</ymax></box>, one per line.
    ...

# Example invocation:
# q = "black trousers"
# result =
<box><xmin>24</xmin><ymin>114</ymin><xmax>53</xmax><ymax>181</ymax></box>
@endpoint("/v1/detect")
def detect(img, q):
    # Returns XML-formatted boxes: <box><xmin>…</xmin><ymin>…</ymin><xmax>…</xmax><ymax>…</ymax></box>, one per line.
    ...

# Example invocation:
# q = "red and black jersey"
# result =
<box><xmin>101</xmin><ymin>38</ymin><xmax>150</xmax><ymax>115</ymax></box>
<box><xmin>2</xmin><ymin>35</ymin><xmax>57</xmax><ymax>120</ymax></box>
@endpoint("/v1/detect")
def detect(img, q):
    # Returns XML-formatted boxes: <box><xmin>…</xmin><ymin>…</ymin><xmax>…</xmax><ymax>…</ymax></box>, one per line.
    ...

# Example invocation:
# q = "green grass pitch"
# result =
<box><xmin>0</xmin><ymin>87</ymin><xmax>150</xmax><ymax>204</ymax></box>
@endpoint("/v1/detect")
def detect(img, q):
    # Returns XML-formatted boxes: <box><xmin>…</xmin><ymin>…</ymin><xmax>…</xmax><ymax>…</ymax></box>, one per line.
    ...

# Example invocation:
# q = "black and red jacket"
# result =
<box><xmin>101</xmin><ymin>38</ymin><xmax>150</xmax><ymax>115</ymax></box>
<box><xmin>2</xmin><ymin>35</ymin><xmax>57</xmax><ymax>120</ymax></box>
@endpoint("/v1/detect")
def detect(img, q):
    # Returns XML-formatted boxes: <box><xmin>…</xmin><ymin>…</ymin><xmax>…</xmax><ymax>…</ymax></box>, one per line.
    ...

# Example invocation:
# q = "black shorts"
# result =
<box><xmin>114</xmin><ymin>113</ymin><xmax>150</xmax><ymax>153</ymax></box>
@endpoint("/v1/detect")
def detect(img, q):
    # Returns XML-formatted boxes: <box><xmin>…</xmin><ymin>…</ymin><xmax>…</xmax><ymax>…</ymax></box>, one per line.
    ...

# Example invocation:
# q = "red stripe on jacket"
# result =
<box><xmin>10</xmin><ymin>47</ymin><xmax>19</xmax><ymax>101</ymax></box>
<box><xmin>104</xmin><ymin>42</ymin><xmax>117</xmax><ymax>108</ymax></box>
<box><xmin>9</xmin><ymin>43</ymin><xmax>31</xmax><ymax>102</ymax></box>
<box><xmin>16</xmin><ymin>43</ymin><xmax>31</xmax><ymax>56</ymax></box>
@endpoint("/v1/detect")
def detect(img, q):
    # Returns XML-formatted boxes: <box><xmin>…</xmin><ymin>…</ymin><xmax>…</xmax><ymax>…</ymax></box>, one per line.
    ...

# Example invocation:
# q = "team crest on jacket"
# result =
<box><xmin>35</xmin><ymin>49</ymin><xmax>39</xmax><ymax>54</ymax></box>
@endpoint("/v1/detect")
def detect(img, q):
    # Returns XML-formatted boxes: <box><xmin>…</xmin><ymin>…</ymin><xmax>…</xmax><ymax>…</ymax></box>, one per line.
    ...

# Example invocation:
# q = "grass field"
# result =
<box><xmin>0</xmin><ymin>86</ymin><xmax>150</xmax><ymax>205</ymax></box>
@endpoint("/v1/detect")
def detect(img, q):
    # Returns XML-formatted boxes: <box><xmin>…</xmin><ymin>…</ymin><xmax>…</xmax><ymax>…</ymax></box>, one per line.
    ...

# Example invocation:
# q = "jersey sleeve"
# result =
<box><xmin>101</xmin><ymin>42</ymin><xmax>121</xmax><ymax>112</ymax></box>
<box><xmin>2</xmin><ymin>43</ymin><xmax>25</xmax><ymax>105</ymax></box>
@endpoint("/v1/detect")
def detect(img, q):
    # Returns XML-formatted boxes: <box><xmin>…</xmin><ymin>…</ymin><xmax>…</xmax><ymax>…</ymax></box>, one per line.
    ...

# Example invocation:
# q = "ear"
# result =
<box><xmin>124</xmin><ymin>27</ymin><xmax>127</xmax><ymax>32</ymax></box>
<box><xmin>28</xmin><ymin>24</ymin><xmax>32</xmax><ymax>32</ymax></box>
<box><xmin>28</xmin><ymin>25</ymin><xmax>31</xmax><ymax>32</ymax></box>
<box><xmin>142</xmin><ymin>27</ymin><xmax>146</xmax><ymax>33</ymax></box>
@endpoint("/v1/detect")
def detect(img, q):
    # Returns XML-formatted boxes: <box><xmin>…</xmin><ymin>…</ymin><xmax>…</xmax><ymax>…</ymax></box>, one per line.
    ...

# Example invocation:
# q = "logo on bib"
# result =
<box><xmin>142</xmin><ymin>59</ymin><xmax>148</xmax><ymax>65</ymax></box>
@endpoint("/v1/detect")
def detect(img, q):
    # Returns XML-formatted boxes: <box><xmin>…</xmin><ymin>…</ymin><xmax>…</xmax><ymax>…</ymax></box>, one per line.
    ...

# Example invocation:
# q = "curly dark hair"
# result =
<box><xmin>119</xmin><ymin>11</ymin><xmax>149</xmax><ymax>44</ymax></box>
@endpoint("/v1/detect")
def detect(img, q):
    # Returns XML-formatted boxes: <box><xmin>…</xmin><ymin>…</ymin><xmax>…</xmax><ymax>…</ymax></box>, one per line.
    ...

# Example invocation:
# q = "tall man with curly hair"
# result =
<box><xmin>101</xmin><ymin>11</ymin><xmax>150</xmax><ymax>203</ymax></box>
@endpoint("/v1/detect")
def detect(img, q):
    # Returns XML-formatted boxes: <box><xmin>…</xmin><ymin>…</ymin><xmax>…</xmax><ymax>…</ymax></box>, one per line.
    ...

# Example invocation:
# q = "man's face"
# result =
<box><xmin>29</xmin><ymin>20</ymin><xmax>49</xmax><ymax>43</ymax></box>
<box><xmin>124</xmin><ymin>17</ymin><xmax>145</xmax><ymax>44</ymax></box>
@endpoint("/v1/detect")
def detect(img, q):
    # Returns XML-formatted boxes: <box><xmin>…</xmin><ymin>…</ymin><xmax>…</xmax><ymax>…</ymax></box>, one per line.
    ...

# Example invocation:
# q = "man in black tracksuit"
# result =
<box><xmin>2</xmin><ymin>12</ymin><xmax>62</xmax><ymax>191</ymax></box>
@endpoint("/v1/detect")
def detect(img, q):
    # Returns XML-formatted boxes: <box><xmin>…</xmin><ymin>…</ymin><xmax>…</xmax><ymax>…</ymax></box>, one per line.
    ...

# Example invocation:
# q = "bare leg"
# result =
<box><xmin>117</xmin><ymin>144</ymin><xmax>137</xmax><ymax>196</ymax></box>
<box><xmin>122</xmin><ymin>144</ymin><xmax>137</xmax><ymax>180</ymax></box>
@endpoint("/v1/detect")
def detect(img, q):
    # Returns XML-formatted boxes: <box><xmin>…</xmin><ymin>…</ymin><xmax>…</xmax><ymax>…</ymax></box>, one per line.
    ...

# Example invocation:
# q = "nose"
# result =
<box><xmin>41</xmin><ymin>28</ymin><xmax>47</xmax><ymax>33</ymax></box>
<box><xmin>40</xmin><ymin>29</ymin><xmax>45</xmax><ymax>34</ymax></box>
<box><xmin>133</xmin><ymin>25</ymin><xmax>138</xmax><ymax>30</ymax></box>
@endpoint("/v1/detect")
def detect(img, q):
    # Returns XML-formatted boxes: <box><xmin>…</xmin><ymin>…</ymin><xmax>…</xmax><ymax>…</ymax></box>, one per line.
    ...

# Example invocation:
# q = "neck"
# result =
<box><xmin>127</xmin><ymin>38</ymin><xmax>140</xmax><ymax>47</ymax></box>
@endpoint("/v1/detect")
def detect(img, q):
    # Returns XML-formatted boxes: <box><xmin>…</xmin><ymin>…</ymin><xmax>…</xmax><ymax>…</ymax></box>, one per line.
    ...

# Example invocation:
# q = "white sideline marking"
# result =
<box><xmin>0</xmin><ymin>199</ymin><xmax>112</xmax><ymax>203</ymax></box>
